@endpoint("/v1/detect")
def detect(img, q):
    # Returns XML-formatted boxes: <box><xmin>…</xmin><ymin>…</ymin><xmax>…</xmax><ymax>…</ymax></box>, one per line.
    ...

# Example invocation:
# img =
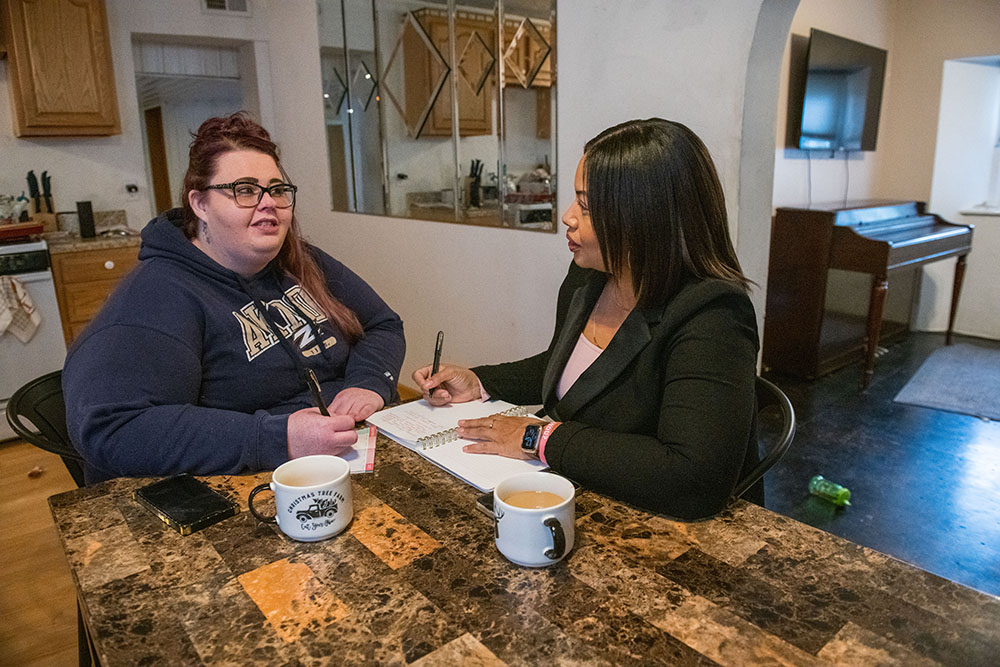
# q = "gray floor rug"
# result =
<box><xmin>894</xmin><ymin>343</ymin><xmax>1000</xmax><ymax>421</ymax></box>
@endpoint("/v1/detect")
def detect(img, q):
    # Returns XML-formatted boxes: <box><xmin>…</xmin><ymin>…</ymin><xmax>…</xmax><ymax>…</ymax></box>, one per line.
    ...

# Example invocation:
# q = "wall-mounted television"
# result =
<box><xmin>791</xmin><ymin>29</ymin><xmax>887</xmax><ymax>152</ymax></box>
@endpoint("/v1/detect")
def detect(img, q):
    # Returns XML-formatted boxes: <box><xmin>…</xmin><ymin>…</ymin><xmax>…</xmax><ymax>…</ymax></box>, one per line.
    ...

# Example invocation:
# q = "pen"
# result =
<box><xmin>430</xmin><ymin>330</ymin><xmax>444</xmax><ymax>395</ymax></box>
<box><xmin>305</xmin><ymin>368</ymin><xmax>331</xmax><ymax>416</ymax></box>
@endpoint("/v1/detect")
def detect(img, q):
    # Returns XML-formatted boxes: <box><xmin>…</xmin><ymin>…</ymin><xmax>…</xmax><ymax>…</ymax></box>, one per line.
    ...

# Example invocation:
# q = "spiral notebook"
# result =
<box><xmin>366</xmin><ymin>399</ymin><xmax>547</xmax><ymax>491</ymax></box>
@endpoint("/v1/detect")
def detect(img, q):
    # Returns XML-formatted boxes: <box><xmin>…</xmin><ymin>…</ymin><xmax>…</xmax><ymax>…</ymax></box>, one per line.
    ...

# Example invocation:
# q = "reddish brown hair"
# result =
<box><xmin>182</xmin><ymin>112</ymin><xmax>362</xmax><ymax>342</ymax></box>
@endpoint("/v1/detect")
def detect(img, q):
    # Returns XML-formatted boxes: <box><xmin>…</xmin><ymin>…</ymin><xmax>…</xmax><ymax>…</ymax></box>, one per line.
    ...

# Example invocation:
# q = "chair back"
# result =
<box><xmin>5</xmin><ymin>370</ymin><xmax>86</xmax><ymax>487</ymax></box>
<box><xmin>732</xmin><ymin>376</ymin><xmax>795</xmax><ymax>500</ymax></box>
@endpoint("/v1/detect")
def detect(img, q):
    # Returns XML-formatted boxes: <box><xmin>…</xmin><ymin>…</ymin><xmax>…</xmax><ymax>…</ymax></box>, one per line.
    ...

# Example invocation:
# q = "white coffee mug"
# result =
<box><xmin>493</xmin><ymin>471</ymin><xmax>575</xmax><ymax>567</ymax></box>
<box><xmin>248</xmin><ymin>455</ymin><xmax>353</xmax><ymax>542</ymax></box>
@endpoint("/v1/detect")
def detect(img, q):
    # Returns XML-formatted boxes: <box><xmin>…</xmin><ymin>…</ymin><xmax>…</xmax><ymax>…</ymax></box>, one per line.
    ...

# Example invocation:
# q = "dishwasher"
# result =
<box><xmin>1</xmin><ymin>239</ymin><xmax>67</xmax><ymax>442</ymax></box>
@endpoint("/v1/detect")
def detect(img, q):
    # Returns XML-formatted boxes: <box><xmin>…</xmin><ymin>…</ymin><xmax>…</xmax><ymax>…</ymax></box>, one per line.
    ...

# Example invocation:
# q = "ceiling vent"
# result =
<box><xmin>202</xmin><ymin>0</ymin><xmax>251</xmax><ymax>16</ymax></box>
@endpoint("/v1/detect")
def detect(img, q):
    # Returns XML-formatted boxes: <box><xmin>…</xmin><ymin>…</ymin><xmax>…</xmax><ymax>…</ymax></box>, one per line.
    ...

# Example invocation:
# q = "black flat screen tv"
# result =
<box><xmin>794</xmin><ymin>29</ymin><xmax>887</xmax><ymax>152</ymax></box>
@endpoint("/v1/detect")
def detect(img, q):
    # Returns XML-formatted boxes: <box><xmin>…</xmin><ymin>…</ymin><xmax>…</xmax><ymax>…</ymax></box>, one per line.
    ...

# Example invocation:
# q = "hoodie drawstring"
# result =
<box><xmin>236</xmin><ymin>274</ymin><xmax>332</xmax><ymax>404</ymax></box>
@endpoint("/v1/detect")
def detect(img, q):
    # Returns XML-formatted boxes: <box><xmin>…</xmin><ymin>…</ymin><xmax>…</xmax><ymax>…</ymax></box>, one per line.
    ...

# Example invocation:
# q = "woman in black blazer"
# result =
<box><xmin>414</xmin><ymin>119</ymin><xmax>760</xmax><ymax>520</ymax></box>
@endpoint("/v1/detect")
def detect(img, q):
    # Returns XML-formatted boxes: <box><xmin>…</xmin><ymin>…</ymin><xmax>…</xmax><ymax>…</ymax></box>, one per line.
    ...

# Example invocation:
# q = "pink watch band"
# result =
<box><xmin>538</xmin><ymin>422</ymin><xmax>559</xmax><ymax>465</ymax></box>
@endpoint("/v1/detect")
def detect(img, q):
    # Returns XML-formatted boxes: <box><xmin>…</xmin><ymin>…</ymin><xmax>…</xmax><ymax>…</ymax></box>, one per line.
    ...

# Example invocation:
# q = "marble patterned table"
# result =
<box><xmin>50</xmin><ymin>437</ymin><xmax>1000</xmax><ymax>666</ymax></box>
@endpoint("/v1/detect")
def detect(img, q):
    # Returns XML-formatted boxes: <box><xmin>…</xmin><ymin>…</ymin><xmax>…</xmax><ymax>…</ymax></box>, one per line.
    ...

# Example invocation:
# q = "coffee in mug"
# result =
<box><xmin>493</xmin><ymin>471</ymin><xmax>575</xmax><ymax>567</ymax></box>
<box><xmin>248</xmin><ymin>455</ymin><xmax>353</xmax><ymax>542</ymax></box>
<box><xmin>502</xmin><ymin>490</ymin><xmax>565</xmax><ymax>509</ymax></box>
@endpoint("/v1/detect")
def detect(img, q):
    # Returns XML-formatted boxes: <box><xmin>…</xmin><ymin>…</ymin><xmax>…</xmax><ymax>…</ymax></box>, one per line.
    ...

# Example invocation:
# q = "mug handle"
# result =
<box><xmin>248</xmin><ymin>483</ymin><xmax>276</xmax><ymax>524</ymax></box>
<box><xmin>543</xmin><ymin>516</ymin><xmax>565</xmax><ymax>560</ymax></box>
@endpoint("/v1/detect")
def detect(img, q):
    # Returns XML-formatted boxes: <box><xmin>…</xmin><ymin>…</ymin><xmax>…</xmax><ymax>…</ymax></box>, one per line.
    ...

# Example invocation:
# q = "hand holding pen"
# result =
<box><xmin>307</xmin><ymin>367</ymin><xmax>383</xmax><ymax>422</ymax></box>
<box><xmin>413</xmin><ymin>332</ymin><xmax>484</xmax><ymax>406</ymax></box>
<box><xmin>287</xmin><ymin>369</ymin><xmax>357</xmax><ymax>458</ymax></box>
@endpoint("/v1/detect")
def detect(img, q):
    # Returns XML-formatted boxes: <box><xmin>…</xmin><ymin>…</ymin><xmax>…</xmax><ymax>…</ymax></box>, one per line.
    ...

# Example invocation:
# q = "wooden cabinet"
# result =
<box><xmin>0</xmin><ymin>0</ymin><xmax>121</xmax><ymax>136</ymax></box>
<box><xmin>409</xmin><ymin>9</ymin><xmax>495</xmax><ymax>137</ymax></box>
<box><xmin>401</xmin><ymin>10</ymin><xmax>553</xmax><ymax>139</ymax></box>
<box><xmin>51</xmin><ymin>244</ymin><xmax>138</xmax><ymax>344</ymax></box>
<box><xmin>503</xmin><ymin>18</ymin><xmax>552</xmax><ymax>88</ymax></box>
<box><xmin>535</xmin><ymin>87</ymin><xmax>550</xmax><ymax>139</ymax></box>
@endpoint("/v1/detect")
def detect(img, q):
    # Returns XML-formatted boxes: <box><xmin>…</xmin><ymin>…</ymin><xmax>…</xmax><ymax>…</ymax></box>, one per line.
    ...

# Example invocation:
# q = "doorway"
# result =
<box><xmin>133</xmin><ymin>37</ymin><xmax>254</xmax><ymax>218</ymax></box>
<box><xmin>144</xmin><ymin>107</ymin><xmax>172</xmax><ymax>213</ymax></box>
<box><xmin>326</xmin><ymin>123</ymin><xmax>350</xmax><ymax>211</ymax></box>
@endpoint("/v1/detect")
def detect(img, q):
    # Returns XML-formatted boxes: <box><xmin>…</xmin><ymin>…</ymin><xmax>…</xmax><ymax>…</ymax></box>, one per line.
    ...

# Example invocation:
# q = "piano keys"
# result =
<box><xmin>762</xmin><ymin>200</ymin><xmax>973</xmax><ymax>389</ymax></box>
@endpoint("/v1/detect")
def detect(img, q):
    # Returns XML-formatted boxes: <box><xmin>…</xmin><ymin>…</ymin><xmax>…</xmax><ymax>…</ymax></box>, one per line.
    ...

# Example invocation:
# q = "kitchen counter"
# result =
<box><xmin>44</xmin><ymin>231</ymin><xmax>141</xmax><ymax>255</ymax></box>
<box><xmin>407</xmin><ymin>202</ymin><xmax>503</xmax><ymax>228</ymax></box>
<box><xmin>49</xmin><ymin>435</ymin><xmax>1000</xmax><ymax>666</ymax></box>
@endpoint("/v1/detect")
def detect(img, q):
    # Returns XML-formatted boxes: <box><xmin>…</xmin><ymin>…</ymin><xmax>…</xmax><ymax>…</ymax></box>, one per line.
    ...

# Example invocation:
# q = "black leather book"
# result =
<box><xmin>133</xmin><ymin>474</ymin><xmax>240</xmax><ymax>536</ymax></box>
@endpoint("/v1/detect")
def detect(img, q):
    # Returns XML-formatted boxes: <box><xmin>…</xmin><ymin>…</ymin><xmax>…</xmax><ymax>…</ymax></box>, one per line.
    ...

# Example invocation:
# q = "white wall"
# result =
<box><xmin>771</xmin><ymin>0</ymin><xmax>892</xmax><ymax>208</ymax></box>
<box><xmin>920</xmin><ymin>60</ymin><xmax>1000</xmax><ymax>337</ymax></box>
<box><xmin>878</xmin><ymin>0</ymin><xmax>1000</xmax><ymax>339</ymax></box>
<box><xmin>876</xmin><ymin>0</ymin><xmax>1000</xmax><ymax>200</ymax></box>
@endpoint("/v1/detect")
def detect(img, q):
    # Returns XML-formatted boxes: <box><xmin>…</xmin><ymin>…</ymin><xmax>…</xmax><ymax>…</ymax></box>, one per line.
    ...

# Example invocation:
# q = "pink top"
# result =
<box><xmin>556</xmin><ymin>333</ymin><xmax>604</xmax><ymax>400</ymax></box>
<box><xmin>479</xmin><ymin>334</ymin><xmax>603</xmax><ymax>465</ymax></box>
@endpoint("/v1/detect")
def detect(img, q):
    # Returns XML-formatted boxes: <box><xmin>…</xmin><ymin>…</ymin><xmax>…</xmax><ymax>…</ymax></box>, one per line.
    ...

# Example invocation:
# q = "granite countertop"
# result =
<box><xmin>44</xmin><ymin>231</ymin><xmax>141</xmax><ymax>254</ymax></box>
<box><xmin>49</xmin><ymin>437</ymin><xmax>1000</xmax><ymax>666</ymax></box>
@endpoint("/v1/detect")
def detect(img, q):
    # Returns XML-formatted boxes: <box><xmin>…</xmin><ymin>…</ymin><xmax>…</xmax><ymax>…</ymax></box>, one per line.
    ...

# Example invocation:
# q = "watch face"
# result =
<box><xmin>521</xmin><ymin>425</ymin><xmax>541</xmax><ymax>454</ymax></box>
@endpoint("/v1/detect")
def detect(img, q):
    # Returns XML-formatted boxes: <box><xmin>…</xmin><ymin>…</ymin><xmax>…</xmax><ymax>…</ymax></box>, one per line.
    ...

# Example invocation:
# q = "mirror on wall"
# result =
<box><xmin>317</xmin><ymin>0</ymin><xmax>556</xmax><ymax>232</ymax></box>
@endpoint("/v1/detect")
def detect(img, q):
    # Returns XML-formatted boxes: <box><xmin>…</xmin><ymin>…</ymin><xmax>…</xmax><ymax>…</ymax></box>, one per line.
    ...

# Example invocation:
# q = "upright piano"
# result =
<box><xmin>763</xmin><ymin>200</ymin><xmax>973</xmax><ymax>389</ymax></box>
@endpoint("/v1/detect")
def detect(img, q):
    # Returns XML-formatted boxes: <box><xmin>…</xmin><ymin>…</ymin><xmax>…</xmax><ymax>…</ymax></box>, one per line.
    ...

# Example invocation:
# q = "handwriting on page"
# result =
<box><xmin>373</xmin><ymin>411</ymin><xmax>448</xmax><ymax>439</ymax></box>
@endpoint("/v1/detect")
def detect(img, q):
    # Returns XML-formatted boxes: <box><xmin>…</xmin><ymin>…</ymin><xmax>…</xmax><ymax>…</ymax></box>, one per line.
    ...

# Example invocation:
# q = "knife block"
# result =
<box><xmin>463</xmin><ymin>176</ymin><xmax>473</xmax><ymax>208</ymax></box>
<box><xmin>463</xmin><ymin>176</ymin><xmax>482</xmax><ymax>208</ymax></box>
<box><xmin>31</xmin><ymin>212</ymin><xmax>57</xmax><ymax>232</ymax></box>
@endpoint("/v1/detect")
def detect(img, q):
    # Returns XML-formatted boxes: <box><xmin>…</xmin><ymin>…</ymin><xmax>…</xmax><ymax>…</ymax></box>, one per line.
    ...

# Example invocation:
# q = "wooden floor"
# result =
<box><xmin>0</xmin><ymin>440</ymin><xmax>78</xmax><ymax>666</ymax></box>
<box><xmin>764</xmin><ymin>332</ymin><xmax>1000</xmax><ymax>597</ymax></box>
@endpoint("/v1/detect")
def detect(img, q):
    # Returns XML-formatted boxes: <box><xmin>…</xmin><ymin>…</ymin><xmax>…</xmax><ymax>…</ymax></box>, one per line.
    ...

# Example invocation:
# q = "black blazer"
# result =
<box><xmin>474</xmin><ymin>263</ymin><xmax>760</xmax><ymax>520</ymax></box>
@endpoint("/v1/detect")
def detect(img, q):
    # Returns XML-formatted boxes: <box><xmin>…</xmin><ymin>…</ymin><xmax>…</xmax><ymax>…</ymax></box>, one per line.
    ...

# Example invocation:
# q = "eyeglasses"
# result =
<box><xmin>204</xmin><ymin>181</ymin><xmax>298</xmax><ymax>209</ymax></box>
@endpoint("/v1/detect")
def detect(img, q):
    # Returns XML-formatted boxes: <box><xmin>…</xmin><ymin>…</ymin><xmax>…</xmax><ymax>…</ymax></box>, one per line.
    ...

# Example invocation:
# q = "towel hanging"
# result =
<box><xmin>0</xmin><ymin>275</ymin><xmax>42</xmax><ymax>343</ymax></box>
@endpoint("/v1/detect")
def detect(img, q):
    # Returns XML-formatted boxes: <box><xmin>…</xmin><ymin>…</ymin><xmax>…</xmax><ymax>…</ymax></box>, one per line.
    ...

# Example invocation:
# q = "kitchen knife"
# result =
<box><xmin>41</xmin><ymin>171</ymin><xmax>53</xmax><ymax>213</ymax></box>
<box><xmin>26</xmin><ymin>170</ymin><xmax>40</xmax><ymax>214</ymax></box>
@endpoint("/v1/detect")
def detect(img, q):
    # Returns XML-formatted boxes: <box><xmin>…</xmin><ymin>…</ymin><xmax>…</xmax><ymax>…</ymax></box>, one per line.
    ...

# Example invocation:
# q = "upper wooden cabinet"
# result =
<box><xmin>407</xmin><ymin>9</ymin><xmax>496</xmax><ymax>138</ymax></box>
<box><xmin>503</xmin><ymin>18</ymin><xmax>552</xmax><ymax>89</ymax></box>
<box><xmin>400</xmin><ymin>10</ymin><xmax>552</xmax><ymax>139</ymax></box>
<box><xmin>1</xmin><ymin>0</ymin><xmax>121</xmax><ymax>136</ymax></box>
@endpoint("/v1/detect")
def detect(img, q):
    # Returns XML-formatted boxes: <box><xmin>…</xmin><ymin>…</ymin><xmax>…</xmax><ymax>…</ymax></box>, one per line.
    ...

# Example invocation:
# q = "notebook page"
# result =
<box><xmin>366</xmin><ymin>399</ymin><xmax>521</xmax><ymax>448</ymax></box>
<box><xmin>367</xmin><ymin>399</ymin><xmax>546</xmax><ymax>490</ymax></box>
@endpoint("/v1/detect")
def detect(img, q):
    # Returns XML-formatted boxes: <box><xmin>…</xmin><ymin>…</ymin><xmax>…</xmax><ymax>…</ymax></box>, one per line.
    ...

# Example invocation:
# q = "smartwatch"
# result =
<box><xmin>521</xmin><ymin>424</ymin><xmax>542</xmax><ymax>457</ymax></box>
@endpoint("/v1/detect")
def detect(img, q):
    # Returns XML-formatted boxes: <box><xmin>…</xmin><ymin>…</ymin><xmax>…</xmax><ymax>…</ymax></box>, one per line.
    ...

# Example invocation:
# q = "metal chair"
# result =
<box><xmin>5</xmin><ymin>370</ymin><xmax>99</xmax><ymax>667</ymax></box>
<box><xmin>5</xmin><ymin>370</ymin><xmax>86</xmax><ymax>487</ymax></box>
<box><xmin>732</xmin><ymin>376</ymin><xmax>796</xmax><ymax>500</ymax></box>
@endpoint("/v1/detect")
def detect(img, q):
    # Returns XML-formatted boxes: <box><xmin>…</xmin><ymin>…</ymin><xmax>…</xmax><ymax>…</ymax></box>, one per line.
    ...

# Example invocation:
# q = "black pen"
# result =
<box><xmin>305</xmin><ymin>368</ymin><xmax>330</xmax><ymax>416</ymax></box>
<box><xmin>429</xmin><ymin>330</ymin><xmax>444</xmax><ymax>396</ymax></box>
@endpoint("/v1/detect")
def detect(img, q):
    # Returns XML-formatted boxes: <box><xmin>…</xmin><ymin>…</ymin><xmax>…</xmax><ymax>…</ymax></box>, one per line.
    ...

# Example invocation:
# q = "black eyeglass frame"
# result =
<box><xmin>204</xmin><ymin>181</ymin><xmax>298</xmax><ymax>209</ymax></box>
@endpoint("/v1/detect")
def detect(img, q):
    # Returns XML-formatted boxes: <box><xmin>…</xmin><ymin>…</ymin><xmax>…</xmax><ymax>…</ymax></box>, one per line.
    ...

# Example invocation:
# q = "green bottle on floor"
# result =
<box><xmin>809</xmin><ymin>475</ymin><xmax>852</xmax><ymax>507</ymax></box>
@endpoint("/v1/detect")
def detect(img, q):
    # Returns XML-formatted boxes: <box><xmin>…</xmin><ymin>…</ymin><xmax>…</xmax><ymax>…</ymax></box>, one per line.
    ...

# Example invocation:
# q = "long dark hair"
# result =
<box><xmin>583</xmin><ymin>118</ymin><xmax>750</xmax><ymax>309</ymax></box>
<box><xmin>181</xmin><ymin>112</ymin><xmax>362</xmax><ymax>343</ymax></box>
